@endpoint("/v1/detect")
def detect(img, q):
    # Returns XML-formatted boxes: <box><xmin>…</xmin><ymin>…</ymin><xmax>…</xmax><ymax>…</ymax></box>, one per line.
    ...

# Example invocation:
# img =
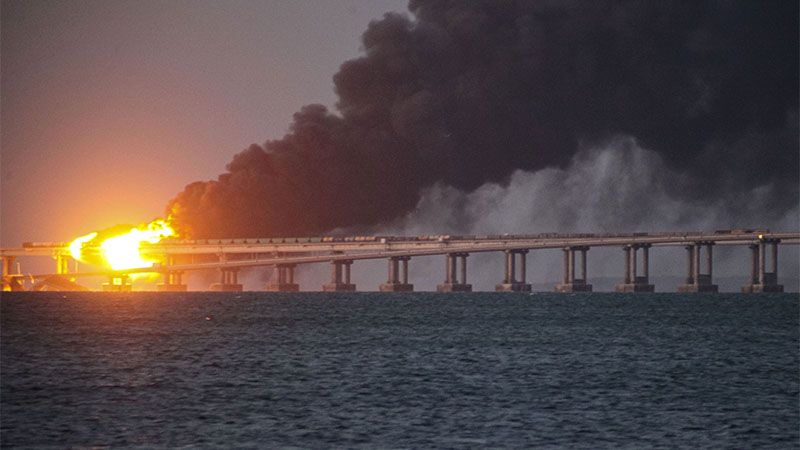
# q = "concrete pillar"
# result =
<box><xmin>158</xmin><ymin>269</ymin><xmax>188</xmax><ymax>292</ymax></box>
<box><xmin>324</xmin><ymin>260</ymin><xmax>356</xmax><ymax>292</ymax></box>
<box><xmin>706</xmin><ymin>243</ymin><xmax>713</xmax><ymax>281</ymax></box>
<box><xmin>624</xmin><ymin>247</ymin><xmax>631</xmax><ymax>284</ymax></box>
<box><xmin>389</xmin><ymin>258</ymin><xmax>396</xmax><ymax>283</ymax></box>
<box><xmin>265</xmin><ymin>264</ymin><xmax>299</xmax><ymax>292</ymax></box>
<box><xmin>460</xmin><ymin>254</ymin><xmax>468</xmax><ymax>285</ymax></box>
<box><xmin>685</xmin><ymin>245</ymin><xmax>694</xmax><ymax>284</ymax></box>
<box><xmin>2</xmin><ymin>256</ymin><xmax>14</xmax><ymax>278</ymax></box>
<box><xmin>567</xmin><ymin>248</ymin><xmax>575</xmax><ymax>284</ymax></box>
<box><xmin>438</xmin><ymin>253</ymin><xmax>471</xmax><ymax>292</ymax></box>
<box><xmin>503</xmin><ymin>252</ymin><xmax>509</xmax><ymax>283</ymax></box>
<box><xmin>555</xmin><ymin>247</ymin><xmax>592</xmax><ymax>293</ymax></box>
<box><xmin>393</xmin><ymin>258</ymin><xmax>400</xmax><ymax>284</ymax></box>
<box><xmin>445</xmin><ymin>255</ymin><xmax>453</xmax><ymax>284</ymax></box>
<box><xmin>616</xmin><ymin>244</ymin><xmax>654</xmax><ymax>292</ymax></box>
<box><xmin>497</xmin><ymin>250</ymin><xmax>531</xmax><ymax>292</ymax></box>
<box><xmin>749</xmin><ymin>244</ymin><xmax>759</xmax><ymax>284</ymax></box>
<box><xmin>580</xmin><ymin>248</ymin><xmax>587</xmax><ymax>282</ymax></box>
<box><xmin>381</xmin><ymin>257</ymin><xmax>413</xmax><ymax>291</ymax></box>
<box><xmin>333</xmin><ymin>261</ymin><xmax>342</xmax><ymax>285</ymax></box>
<box><xmin>679</xmin><ymin>243</ymin><xmax>716</xmax><ymax>293</ymax></box>
<box><xmin>2</xmin><ymin>256</ymin><xmax>17</xmax><ymax>292</ymax></box>
<box><xmin>56</xmin><ymin>254</ymin><xmax>70</xmax><ymax>275</ymax></box>
<box><xmin>333</xmin><ymin>262</ymin><xmax>341</xmax><ymax>284</ymax></box>
<box><xmin>742</xmin><ymin>240</ymin><xmax>782</xmax><ymax>293</ymax></box>
<box><xmin>771</xmin><ymin>241</ymin><xmax>778</xmax><ymax>280</ymax></box>
<box><xmin>508</xmin><ymin>251</ymin><xmax>516</xmax><ymax>283</ymax></box>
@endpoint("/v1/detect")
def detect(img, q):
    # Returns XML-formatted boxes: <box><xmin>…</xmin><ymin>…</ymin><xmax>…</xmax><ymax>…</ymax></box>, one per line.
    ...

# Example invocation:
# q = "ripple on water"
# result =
<box><xmin>1</xmin><ymin>292</ymin><xmax>798</xmax><ymax>447</ymax></box>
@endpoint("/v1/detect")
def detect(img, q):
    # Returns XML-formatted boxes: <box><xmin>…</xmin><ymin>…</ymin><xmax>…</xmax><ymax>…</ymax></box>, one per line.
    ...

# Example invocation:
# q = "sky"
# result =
<box><xmin>1</xmin><ymin>0</ymin><xmax>407</xmax><ymax>246</ymax></box>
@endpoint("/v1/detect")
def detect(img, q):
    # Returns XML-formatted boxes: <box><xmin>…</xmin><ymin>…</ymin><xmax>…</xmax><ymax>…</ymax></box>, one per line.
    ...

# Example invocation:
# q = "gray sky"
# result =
<box><xmin>1</xmin><ymin>0</ymin><xmax>407</xmax><ymax>245</ymax></box>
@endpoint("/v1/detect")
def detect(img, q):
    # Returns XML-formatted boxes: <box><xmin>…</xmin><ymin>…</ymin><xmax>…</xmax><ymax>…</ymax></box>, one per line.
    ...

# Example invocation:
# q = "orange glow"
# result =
<box><xmin>69</xmin><ymin>218</ymin><xmax>176</xmax><ymax>272</ymax></box>
<box><xmin>68</xmin><ymin>232</ymin><xmax>98</xmax><ymax>262</ymax></box>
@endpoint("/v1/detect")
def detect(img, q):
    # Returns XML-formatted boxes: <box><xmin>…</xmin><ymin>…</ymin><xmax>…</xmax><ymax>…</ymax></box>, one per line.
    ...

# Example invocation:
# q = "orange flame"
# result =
<box><xmin>69</xmin><ymin>218</ymin><xmax>176</xmax><ymax>272</ymax></box>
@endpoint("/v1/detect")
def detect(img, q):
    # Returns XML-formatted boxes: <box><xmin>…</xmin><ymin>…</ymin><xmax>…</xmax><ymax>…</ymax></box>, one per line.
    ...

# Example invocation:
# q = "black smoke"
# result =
<box><xmin>167</xmin><ymin>0</ymin><xmax>798</xmax><ymax>238</ymax></box>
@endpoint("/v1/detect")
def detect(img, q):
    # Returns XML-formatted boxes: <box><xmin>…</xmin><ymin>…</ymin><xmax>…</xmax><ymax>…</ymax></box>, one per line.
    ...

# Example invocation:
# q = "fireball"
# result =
<box><xmin>69</xmin><ymin>218</ymin><xmax>176</xmax><ymax>271</ymax></box>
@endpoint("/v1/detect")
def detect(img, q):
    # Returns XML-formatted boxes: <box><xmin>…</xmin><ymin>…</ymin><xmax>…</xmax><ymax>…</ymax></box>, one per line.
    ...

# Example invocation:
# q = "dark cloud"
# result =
<box><xmin>167</xmin><ymin>0</ymin><xmax>798</xmax><ymax>238</ymax></box>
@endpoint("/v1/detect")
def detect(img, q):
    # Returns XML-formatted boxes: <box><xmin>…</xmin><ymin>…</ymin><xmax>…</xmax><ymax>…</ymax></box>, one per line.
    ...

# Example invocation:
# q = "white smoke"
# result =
<box><xmin>277</xmin><ymin>137</ymin><xmax>798</xmax><ymax>292</ymax></box>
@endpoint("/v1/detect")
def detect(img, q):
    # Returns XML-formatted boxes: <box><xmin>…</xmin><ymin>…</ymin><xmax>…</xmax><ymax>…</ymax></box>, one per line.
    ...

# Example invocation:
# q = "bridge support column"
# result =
<box><xmin>437</xmin><ymin>253</ymin><xmax>472</xmax><ymax>292</ymax></box>
<box><xmin>496</xmin><ymin>250</ymin><xmax>531</xmax><ymax>292</ymax></box>
<box><xmin>380</xmin><ymin>256</ymin><xmax>413</xmax><ymax>292</ymax></box>
<box><xmin>323</xmin><ymin>260</ymin><xmax>356</xmax><ymax>292</ymax></box>
<box><xmin>210</xmin><ymin>268</ymin><xmax>243</xmax><ymax>292</ymax></box>
<box><xmin>555</xmin><ymin>247</ymin><xmax>592</xmax><ymax>292</ymax></box>
<box><xmin>157</xmin><ymin>257</ymin><xmax>187</xmax><ymax>291</ymax></box>
<box><xmin>102</xmin><ymin>274</ymin><xmax>133</xmax><ymax>292</ymax></box>
<box><xmin>157</xmin><ymin>271</ymin><xmax>188</xmax><ymax>292</ymax></box>
<box><xmin>2</xmin><ymin>256</ymin><xmax>24</xmax><ymax>291</ymax></box>
<box><xmin>742</xmin><ymin>239</ymin><xmax>783</xmax><ymax>293</ymax></box>
<box><xmin>678</xmin><ymin>242</ymin><xmax>718</xmax><ymax>293</ymax></box>
<box><xmin>56</xmin><ymin>253</ymin><xmax>71</xmax><ymax>275</ymax></box>
<box><xmin>615</xmin><ymin>244</ymin><xmax>654</xmax><ymax>292</ymax></box>
<box><xmin>266</xmin><ymin>264</ymin><xmax>300</xmax><ymax>292</ymax></box>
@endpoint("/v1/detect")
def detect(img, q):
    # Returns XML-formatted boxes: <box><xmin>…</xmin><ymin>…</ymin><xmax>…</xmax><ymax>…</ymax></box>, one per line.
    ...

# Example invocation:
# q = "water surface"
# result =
<box><xmin>2</xmin><ymin>292</ymin><xmax>798</xmax><ymax>448</ymax></box>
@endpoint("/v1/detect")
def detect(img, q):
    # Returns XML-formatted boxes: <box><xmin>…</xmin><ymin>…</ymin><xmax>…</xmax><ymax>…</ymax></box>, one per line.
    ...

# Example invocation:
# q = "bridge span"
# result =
<box><xmin>2</xmin><ymin>230</ymin><xmax>798</xmax><ymax>293</ymax></box>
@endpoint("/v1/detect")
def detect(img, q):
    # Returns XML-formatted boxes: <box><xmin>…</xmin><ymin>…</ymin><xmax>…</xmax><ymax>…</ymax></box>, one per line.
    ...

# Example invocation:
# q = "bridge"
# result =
<box><xmin>2</xmin><ymin>230</ymin><xmax>798</xmax><ymax>293</ymax></box>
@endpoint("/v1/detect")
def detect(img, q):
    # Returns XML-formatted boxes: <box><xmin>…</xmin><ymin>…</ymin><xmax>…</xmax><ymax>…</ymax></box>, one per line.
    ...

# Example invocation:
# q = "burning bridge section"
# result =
<box><xmin>2</xmin><ymin>231</ymin><xmax>797</xmax><ymax>293</ymax></box>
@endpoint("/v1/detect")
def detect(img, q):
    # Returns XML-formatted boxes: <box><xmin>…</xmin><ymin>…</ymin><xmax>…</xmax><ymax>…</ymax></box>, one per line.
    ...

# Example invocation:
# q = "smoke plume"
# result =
<box><xmin>167</xmin><ymin>0</ymin><xmax>798</xmax><ymax>238</ymax></box>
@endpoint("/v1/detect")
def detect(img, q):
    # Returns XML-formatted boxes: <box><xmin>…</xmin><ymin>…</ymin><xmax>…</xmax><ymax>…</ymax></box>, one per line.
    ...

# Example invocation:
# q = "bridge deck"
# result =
<box><xmin>2</xmin><ymin>231</ymin><xmax>798</xmax><ymax>278</ymax></box>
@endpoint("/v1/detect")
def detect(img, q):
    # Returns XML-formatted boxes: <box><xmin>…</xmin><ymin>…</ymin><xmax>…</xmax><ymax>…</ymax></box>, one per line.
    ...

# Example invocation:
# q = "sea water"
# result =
<box><xmin>1</xmin><ymin>292</ymin><xmax>797</xmax><ymax>448</ymax></box>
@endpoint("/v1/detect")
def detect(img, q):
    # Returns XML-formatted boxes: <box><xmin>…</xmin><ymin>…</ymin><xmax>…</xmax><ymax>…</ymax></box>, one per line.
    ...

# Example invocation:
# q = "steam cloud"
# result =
<box><xmin>167</xmin><ymin>0</ymin><xmax>798</xmax><ymax>238</ymax></box>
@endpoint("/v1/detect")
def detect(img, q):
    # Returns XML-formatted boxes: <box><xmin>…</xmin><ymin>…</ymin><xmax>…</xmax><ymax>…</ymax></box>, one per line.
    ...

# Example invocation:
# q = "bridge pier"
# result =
<box><xmin>437</xmin><ymin>253</ymin><xmax>472</xmax><ymax>292</ymax></box>
<box><xmin>380</xmin><ymin>256</ymin><xmax>413</xmax><ymax>292</ymax></box>
<box><xmin>742</xmin><ymin>239</ymin><xmax>783</xmax><ymax>293</ymax></box>
<box><xmin>2</xmin><ymin>256</ymin><xmax>23</xmax><ymax>291</ymax></box>
<box><xmin>210</xmin><ymin>268</ymin><xmax>243</xmax><ymax>292</ymax></box>
<box><xmin>678</xmin><ymin>242</ymin><xmax>718</xmax><ymax>293</ymax></box>
<box><xmin>56</xmin><ymin>253</ymin><xmax>72</xmax><ymax>275</ymax></box>
<box><xmin>496</xmin><ymin>249</ymin><xmax>531</xmax><ymax>292</ymax></box>
<box><xmin>157</xmin><ymin>271</ymin><xmax>187</xmax><ymax>292</ymax></box>
<box><xmin>555</xmin><ymin>246</ymin><xmax>592</xmax><ymax>292</ymax></box>
<box><xmin>102</xmin><ymin>274</ymin><xmax>132</xmax><ymax>292</ymax></box>
<box><xmin>615</xmin><ymin>244</ymin><xmax>654</xmax><ymax>292</ymax></box>
<box><xmin>157</xmin><ymin>257</ymin><xmax>187</xmax><ymax>291</ymax></box>
<box><xmin>266</xmin><ymin>264</ymin><xmax>300</xmax><ymax>292</ymax></box>
<box><xmin>323</xmin><ymin>260</ymin><xmax>356</xmax><ymax>292</ymax></box>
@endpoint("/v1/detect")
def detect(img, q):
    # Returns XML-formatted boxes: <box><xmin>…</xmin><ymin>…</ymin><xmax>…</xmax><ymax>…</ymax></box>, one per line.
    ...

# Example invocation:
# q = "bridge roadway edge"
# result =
<box><xmin>2</xmin><ymin>231</ymin><xmax>798</xmax><ymax>293</ymax></box>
